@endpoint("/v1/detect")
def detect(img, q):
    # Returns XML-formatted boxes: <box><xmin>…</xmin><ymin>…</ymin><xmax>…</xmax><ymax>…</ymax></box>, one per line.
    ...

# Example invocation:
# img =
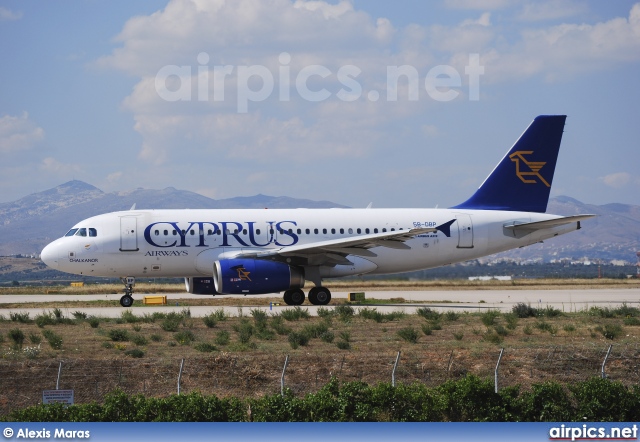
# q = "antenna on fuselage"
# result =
<box><xmin>130</xmin><ymin>203</ymin><xmax>136</xmax><ymax>210</ymax></box>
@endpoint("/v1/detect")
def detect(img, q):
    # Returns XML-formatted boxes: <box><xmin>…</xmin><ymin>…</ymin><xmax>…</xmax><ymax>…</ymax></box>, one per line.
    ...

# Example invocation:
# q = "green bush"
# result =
<box><xmin>10</xmin><ymin>312</ymin><xmax>31</xmax><ymax>323</ymax></box>
<box><xmin>215</xmin><ymin>330</ymin><xmax>230</xmax><ymax>346</ymax></box>
<box><xmin>174</xmin><ymin>330</ymin><xmax>195</xmax><ymax>345</ymax></box>
<box><xmin>124</xmin><ymin>348</ymin><xmax>145</xmax><ymax>358</ymax></box>
<box><xmin>281</xmin><ymin>306</ymin><xmax>310</xmax><ymax>321</ymax></box>
<box><xmin>4</xmin><ymin>376</ymin><xmax>640</xmax><ymax>422</ymax></box>
<box><xmin>108</xmin><ymin>329</ymin><xmax>130</xmax><ymax>342</ymax></box>
<box><xmin>202</xmin><ymin>313</ymin><xmax>218</xmax><ymax>328</ymax></box>
<box><xmin>480</xmin><ymin>310</ymin><xmax>500</xmax><ymax>327</ymax></box>
<box><xmin>131</xmin><ymin>335</ymin><xmax>148</xmax><ymax>346</ymax></box>
<box><xmin>194</xmin><ymin>342</ymin><xmax>217</xmax><ymax>353</ymax></box>
<box><xmin>8</xmin><ymin>328</ymin><xmax>25</xmax><ymax>349</ymax></box>
<box><xmin>88</xmin><ymin>317</ymin><xmax>100</xmax><ymax>328</ymax></box>
<box><xmin>397</xmin><ymin>327</ymin><xmax>419</xmax><ymax>343</ymax></box>
<box><xmin>416</xmin><ymin>307</ymin><xmax>440</xmax><ymax>321</ymax></box>
<box><xmin>512</xmin><ymin>303</ymin><xmax>537</xmax><ymax>318</ymax></box>
<box><xmin>41</xmin><ymin>329</ymin><xmax>63</xmax><ymax>350</ymax></box>
<box><xmin>288</xmin><ymin>331</ymin><xmax>309</xmax><ymax>349</ymax></box>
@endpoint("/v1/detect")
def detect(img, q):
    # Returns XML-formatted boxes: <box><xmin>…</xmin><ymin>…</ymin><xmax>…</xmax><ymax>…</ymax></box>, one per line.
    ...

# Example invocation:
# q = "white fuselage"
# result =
<box><xmin>40</xmin><ymin>208</ymin><xmax>576</xmax><ymax>281</ymax></box>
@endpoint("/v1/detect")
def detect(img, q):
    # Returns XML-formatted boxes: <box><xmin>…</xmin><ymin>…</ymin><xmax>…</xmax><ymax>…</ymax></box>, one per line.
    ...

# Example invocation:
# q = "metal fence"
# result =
<box><xmin>1</xmin><ymin>343</ymin><xmax>639</xmax><ymax>416</ymax></box>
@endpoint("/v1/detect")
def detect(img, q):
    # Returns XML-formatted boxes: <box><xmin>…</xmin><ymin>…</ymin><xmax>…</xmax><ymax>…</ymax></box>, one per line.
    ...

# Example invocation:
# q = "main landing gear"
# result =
<box><xmin>119</xmin><ymin>277</ymin><xmax>135</xmax><ymax>307</ymax></box>
<box><xmin>283</xmin><ymin>286</ymin><xmax>331</xmax><ymax>306</ymax></box>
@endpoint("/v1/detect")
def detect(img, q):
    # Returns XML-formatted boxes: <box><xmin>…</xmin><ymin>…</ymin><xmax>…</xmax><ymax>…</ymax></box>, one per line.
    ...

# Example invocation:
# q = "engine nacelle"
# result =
<box><xmin>185</xmin><ymin>277</ymin><xmax>218</xmax><ymax>295</ymax></box>
<box><xmin>213</xmin><ymin>259</ymin><xmax>304</xmax><ymax>295</ymax></box>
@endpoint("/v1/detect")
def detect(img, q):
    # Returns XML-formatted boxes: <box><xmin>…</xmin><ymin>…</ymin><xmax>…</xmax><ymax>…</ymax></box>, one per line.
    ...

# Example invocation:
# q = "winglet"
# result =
<box><xmin>452</xmin><ymin>115</ymin><xmax>566</xmax><ymax>213</ymax></box>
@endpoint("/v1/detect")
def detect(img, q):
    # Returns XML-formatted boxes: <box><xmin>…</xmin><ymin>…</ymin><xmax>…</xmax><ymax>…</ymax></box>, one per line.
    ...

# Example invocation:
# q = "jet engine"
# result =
<box><xmin>213</xmin><ymin>259</ymin><xmax>305</xmax><ymax>295</ymax></box>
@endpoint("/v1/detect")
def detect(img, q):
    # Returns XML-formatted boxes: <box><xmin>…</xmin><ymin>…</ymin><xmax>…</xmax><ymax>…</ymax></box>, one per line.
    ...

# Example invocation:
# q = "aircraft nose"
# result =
<box><xmin>41</xmin><ymin>243</ymin><xmax>59</xmax><ymax>269</ymax></box>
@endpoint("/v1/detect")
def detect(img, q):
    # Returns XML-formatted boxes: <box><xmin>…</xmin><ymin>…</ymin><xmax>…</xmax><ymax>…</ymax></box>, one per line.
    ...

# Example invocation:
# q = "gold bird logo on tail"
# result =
<box><xmin>509</xmin><ymin>151</ymin><xmax>551</xmax><ymax>187</ymax></box>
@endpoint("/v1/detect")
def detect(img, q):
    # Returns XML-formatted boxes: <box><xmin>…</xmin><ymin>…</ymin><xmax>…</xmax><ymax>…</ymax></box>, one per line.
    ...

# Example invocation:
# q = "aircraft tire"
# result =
<box><xmin>120</xmin><ymin>295</ymin><xmax>134</xmax><ymax>308</ymax></box>
<box><xmin>283</xmin><ymin>289</ymin><xmax>297</xmax><ymax>306</ymax></box>
<box><xmin>308</xmin><ymin>286</ymin><xmax>331</xmax><ymax>305</ymax></box>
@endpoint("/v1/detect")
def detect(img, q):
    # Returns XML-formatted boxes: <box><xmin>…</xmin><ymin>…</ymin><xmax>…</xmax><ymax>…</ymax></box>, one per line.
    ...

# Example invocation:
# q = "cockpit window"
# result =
<box><xmin>65</xmin><ymin>229</ymin><xmax>79</xmax><ymax>237</ymax></box>
<box><xmin>75</xmin><ymin>228</ymin><xmax>87</xmax><ymax>237</ymax></box>
<box><xmin>89</xmin><ymin>228</ymin><xmax>97</xmax><ymax>237</ymax></box>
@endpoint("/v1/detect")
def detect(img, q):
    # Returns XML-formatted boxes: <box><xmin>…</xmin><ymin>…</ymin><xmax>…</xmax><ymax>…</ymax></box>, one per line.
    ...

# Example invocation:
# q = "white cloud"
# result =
<box><xmin>518</xmin><ymin>0</ymin><xmax>588</xmax><ymax>22</ymax></box>
<box><xmin>599</xmin><ymin>172</ymin><xmax>633</xmax><ymax>189</ymax></box>
<box><xmin>97</xmin><ymin>0</ymin><xmax>640</xmax><ymax>172</ymax></box>
<box><xmin>0</xmin><ymin>112</ymin><xmax>44</xmax><ymax>153</ymax></box>
<box><xmin>0</xmin><ymin>7</ymin><xmax>22</xmax><ymax>21</ymax></box>
<box><xmin>444</xmin><ymin>0</ymin><xmax>511</xmax><ymax>10</ymax></box>
<box><xmin>39</xmin><ymin>157</ymin><xmax>81</xmax><ymax>175</ymax></box>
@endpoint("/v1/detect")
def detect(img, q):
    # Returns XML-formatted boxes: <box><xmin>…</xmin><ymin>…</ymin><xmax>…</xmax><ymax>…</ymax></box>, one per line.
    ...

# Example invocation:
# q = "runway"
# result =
<box><xmin>1</xmin><ymin>287</ymin><xmax>638</xmax><ymax>318</ymax></box>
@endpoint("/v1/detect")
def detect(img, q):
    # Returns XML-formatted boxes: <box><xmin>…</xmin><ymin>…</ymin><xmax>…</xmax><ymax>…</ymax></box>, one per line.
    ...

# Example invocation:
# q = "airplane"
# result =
<box><xmin>40</xmin><ymin>115</ymin><xmax>595</xmax><ymax>307</ymax></box>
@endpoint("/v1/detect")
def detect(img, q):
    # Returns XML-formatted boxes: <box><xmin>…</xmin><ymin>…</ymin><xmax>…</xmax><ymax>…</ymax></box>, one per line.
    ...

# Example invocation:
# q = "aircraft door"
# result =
<box><xmin>456</xmin><ymin>214</ymin><xmax>474</xmax><ymax>248</ymax></box>
<box><xmin>120</xmin><ymin>216</ymin><xmax>139</xmax><ymax>251</ymax></box>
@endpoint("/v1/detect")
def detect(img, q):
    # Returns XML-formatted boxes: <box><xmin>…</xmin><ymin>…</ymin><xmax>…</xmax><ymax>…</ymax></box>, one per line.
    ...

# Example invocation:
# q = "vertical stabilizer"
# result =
<box><xmin>452</xmin><ymin>115</ymin><xmax>566</xmax><ymax>212</ymax></box>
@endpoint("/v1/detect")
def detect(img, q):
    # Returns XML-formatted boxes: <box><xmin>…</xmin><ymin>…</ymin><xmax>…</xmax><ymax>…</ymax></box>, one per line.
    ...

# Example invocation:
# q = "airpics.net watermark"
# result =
<box><xmin>154</xmin><ymin>52</ymin><xmax>484</xmax><ymax>113</ymax></box>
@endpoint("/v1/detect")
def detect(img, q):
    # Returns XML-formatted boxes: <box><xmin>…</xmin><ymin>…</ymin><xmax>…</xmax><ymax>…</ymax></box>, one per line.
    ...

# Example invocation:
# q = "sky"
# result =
<box><xmin>0</xmin><ymin>0</ymin><xmax>639</xmax><ymax>209</ymax></box>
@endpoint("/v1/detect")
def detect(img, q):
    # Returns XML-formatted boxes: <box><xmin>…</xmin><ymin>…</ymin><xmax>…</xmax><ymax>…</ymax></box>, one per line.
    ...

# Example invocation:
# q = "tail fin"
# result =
<box><xmin>452</xmin><ymin>115</ymin><xmax>566</xmax><ymax>213</ymax></box>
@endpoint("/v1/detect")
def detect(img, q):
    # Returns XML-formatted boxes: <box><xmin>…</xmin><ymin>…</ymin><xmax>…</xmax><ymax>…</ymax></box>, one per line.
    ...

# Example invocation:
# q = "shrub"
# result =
<box><xmin>504</xmin><ymin>313</ymin><xmax>518</xmax><ymax>330</ymax></box>
<box><xmin>281</xmin><ymin>306</ymin><xmax>310</xmax><ymax>321</ymax></box>
<box><xmin>334</xmin><ymin>305</ymin><xmax>354</xmax><ymax>322</ymax></box>
<box><xmin>28</xmin><ymin>333</ymin><xmax>42</xmax><ymax>345</ymax></box>
<box><xmin>481</xmin><ymin>310</ymin><xmax>500</xmax><ymax>327</ymax></box>
<box><xmin>270</xmin><ymin>316</ymin><xmax>292</xmax><ymax>335</ymax></box>
<box><xmin>288</xmin><ymin>331</ymin><xmax>310</xmax><ymax>349</ymax></box>
<box><xmin>42</xmin><ymin>329</ymin><xmax>63</xmax><ymax>350</ymax></box>
<box><xmin>422</xmin><ymin>324</ymin><xmax>433</xmax><ymax>335</ymax></box>
<box><xmin>317</xmin><ymin>307</ymin><xmax>333</xmax><ymax>318</ymax></box>
<box><xmin>444</xmin><ymin>311</ymin><xmax>460</xmax><ymax>321</ymax></box>
<box><xmin>397</xmin><ymin>327</ymin><xmax>419</xmax><ymax>343</ymax></box>
<box><xmin>336</xmin><ymin>340</ymin><xmax>351</xmax><ymax>350</ymax></box>
<box><xmin>174</xmin><ymin>330</ymin><xmax>196</xmax><ymax>345</ymax></box>
<box><xmin>124</xmin><ymin>348</ymin><xmax>144</xmax><ymax>358</ymax></box>
<box><xmin>131</xmin><ymin>335</ymin><xmax>148</xmax><ymax>346</ymax></box>
<box><xmin>215</xmin><ymin>330</ymin><xmax>230</xmax><ymax>346</ymax></box>
<box><xmin>8</xmin><ymin>328</ymin><xmax>25</xmax><ymax>349</ymax></box>
<box><xmin>320</xmin><ymin>331</ymin><xmax>335</xmax><ymax>343</ymax></box>
<box><xmin>535</xmin><ymin>321</ymin><xmax>557</xmax><ymax>334</ymax></box>
<box><xmin>88</xmin><ymin>317</ymin><xmax>100</xmax><ymax>328</ymax></box>
<box><xmin>160</xmin><ymin>313</ymin><xmax>182</xmax><ymax>332</ymax></box>
<box><xmin>302</xmin><ymin>322</ymin><xmax>329</xmax><ymax>339</ymax></box>
<box><xmin>150</xmin><ymin>334</ymin><xmax>162</xmax><ymax>342</ymax></box>
<box><xmin>35</xmin><ymin>312</ymin><xmax>55</xmax><ymax>328</ymax></box>
<box><xmin>600</xmin><ymin>324</ymin><xmax>623</xmax><ymax>340</ymax></box>
<box><xmin>202</xmin><ymin>313</ymin><xmax>218</xmax><ymax>328</ymax></box>
<box><xmin>540</xmin><ymin>306</ymin><xmax>563</xmax><ymax>318</ymax></box>
<box><xmin>339</xmin><ymin>331</ymin><xmax>351</xmax><ymax>342</ymax></box>
<box><xmin>453</xmin><ymin>332</ymin><xmax>464</xmax><ymax>341</ymax></box>
<box><xmin>512</xmin><ymin>303</ymin><xmax>537</xmax><ymax>318</ymax></box>
<box><xmin>233</xmin><ymin>320</ymin><xmax>253</xmax><ymax>344</ymax></box>
<box><xmin>120</xmin><ymin>310</ymin><xmax>140</xmax><ymax>323</ymax></box>
<box><xmin>416</xmin><ymin>307</ymin><xmax>440</xmax><ymax>321</ymax></box>
<box><xmin>72</xmin><ymin>311</ymin><xmax>87</xmax><ymax>320</ymax></box>
<box><xmin>10</xmin><ymin>312</ymin><xmax>31</xmax><ymax>323</ymax></box>
<box><xmin>194</xmin><ymin>343</ymin><xmax>217</xmax><ymax>353</ymax></box>
<box><xmin>108</xmin><ymin>329</ymin><xmax>130</xmax><ymax>342</ymax></box>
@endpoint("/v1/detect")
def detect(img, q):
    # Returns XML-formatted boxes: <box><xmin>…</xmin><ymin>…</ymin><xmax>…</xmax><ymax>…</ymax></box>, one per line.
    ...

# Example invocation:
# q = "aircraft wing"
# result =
<box><xmin>232</xmin><ymin>219</ymin><xmax>456</xmax><ymax>265</ymax></box>
<box><xmin>503</xmin><ymin>214</ymin><xmax>596</xmax><ymax>235</ymax></box>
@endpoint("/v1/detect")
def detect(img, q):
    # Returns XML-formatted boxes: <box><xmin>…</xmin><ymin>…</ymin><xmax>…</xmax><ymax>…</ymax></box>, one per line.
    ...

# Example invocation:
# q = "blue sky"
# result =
<box><xmin>1</xmin><ymin>0</ymin><xmax>639</xmax><ymax>208</ymax></box>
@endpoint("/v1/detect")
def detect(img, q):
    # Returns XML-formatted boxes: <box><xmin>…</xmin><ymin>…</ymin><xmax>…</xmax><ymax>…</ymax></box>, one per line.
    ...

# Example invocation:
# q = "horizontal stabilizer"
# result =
<box><xmin>504</xmin><ymin>215</ymin><xmax>596</xmax><ymax>232</ymax></box>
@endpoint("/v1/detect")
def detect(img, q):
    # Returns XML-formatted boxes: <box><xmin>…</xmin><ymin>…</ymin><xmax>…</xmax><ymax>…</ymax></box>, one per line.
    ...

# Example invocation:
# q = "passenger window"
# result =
<box><xmin>256</xmin><ymin>229</ymin><xmax>261</xmax><ymax>235</ymax></box>
<box><xmin>365</xmin><ymin>228</ymin><xmax>369</xmax><ymax>234</ymax></box>
<box><xmin>155</xmin><ymin>230</ymin><xmax>160</xmax><ymax>236</ymax></box>
<box><xmin>323</xmin><ymin>228</ymin><xmax>327</xmax><ymax>234</ymax></box>
<box><xmin>305</xmin><ymin>229</ymin><xmax>310</xmax><ymax>234</ymax></box>
<box><xmin>314</xmin><ymin>228</ymin><xmax>319</xmax><ymax>234</ymax></box>
<box><xmin>65</xmin><ymin>229</ymin><xmax>78</xmax><ymax>237</ymax></box>
<box><xmin>340</xmin><ymin>228</ymin><xmax>344</xmax><ymax>234</ymax></box>
<box><xmin>207</xmin><ymin>229</ymin><xmax>213</xmax><ymax>235</ymax></box>
<box><xmin>164</xmin><ymin>230</ymin><xmax>169</xmax><ymax>236</ymax></box>
<box><xmin>374</xmin><ymin>228</ymin><xmax>378</xmax><ymax>233</ymax></box>
<box><xmin>297</xmin><ymin>229</ymin><xmax>302</xmax><ymax>234</ymax></box>
<box><xmin>89</xmin><ymin>228</ymin><xmax>97</xmax><ymax>237</ymax></box>
<box><xmin>243</xmin><ymin>229</ymin><xmax>247</xmax><ymax>235</ymax></box>
<box><xmin>349</xmin><ymin>228</ymin><xmax>354</xmax><ymax>234</ymax></box>
<box><xmin>75</xmin><ymin>228</ymin><xmax>87</xmax><ymax>237</ymax></box>
<box><xmin>331</xmin><ymin>228</ymin><xmax>336</xmax><ymax>234</ymax></box>
<box><xmin>173</xmin><ymin>230</ymin><xmax>177</xmax><ymax>235</ymax></box>
<box><xmin>391</xmin><ymin>228</ymin><xmax>395</xmax><ymax>232</ymax></box>
<box><xmin>382</xmin><ymin>228</ymin><xmax>387</xmax><ymax>233</ymax></box>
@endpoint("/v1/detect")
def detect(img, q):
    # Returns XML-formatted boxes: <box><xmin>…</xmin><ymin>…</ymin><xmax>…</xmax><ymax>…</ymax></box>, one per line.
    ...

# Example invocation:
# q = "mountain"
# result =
<box><xmin>0</xmin><ymin>180</ymin><xmax>347</xmax><ymax>256</ymax></box>
<box><xmin>489</xmin><ymin>196</ymin><xmax>640</xmax><ymax>263</ymax></box>
<box><xmin>0</xmin><ymin>181</ymin><xmax>638</xmax><ymax>262</ymax></box>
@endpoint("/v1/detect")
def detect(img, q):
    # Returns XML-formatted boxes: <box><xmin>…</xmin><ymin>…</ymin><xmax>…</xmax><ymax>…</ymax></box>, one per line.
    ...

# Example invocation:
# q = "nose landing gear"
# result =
<box><xmin>120</xmin><ymin>276</ymin><xmax>135</xmax><ymax>307</ymax></box>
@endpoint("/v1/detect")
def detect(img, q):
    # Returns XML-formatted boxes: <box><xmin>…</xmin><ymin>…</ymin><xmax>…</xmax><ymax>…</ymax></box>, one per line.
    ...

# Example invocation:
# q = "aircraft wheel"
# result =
<box><xmin>283</xmin><ymin>290</ymin><xmax>294</xmax><ymax>305</ymax></box>
<box><xmin>309</xmin><ymin>286</ymin><xmax>331</xmax><ymax>305</ymax></box>
<box><xmin>284</xmin><ymin>289</ymin><xmax>305</xmax><ymax>305</ymax></box>
<box><xmin>120</xmin><ymin>295</ymin><xmax>134</xmax><ymax>308</ymax></box>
